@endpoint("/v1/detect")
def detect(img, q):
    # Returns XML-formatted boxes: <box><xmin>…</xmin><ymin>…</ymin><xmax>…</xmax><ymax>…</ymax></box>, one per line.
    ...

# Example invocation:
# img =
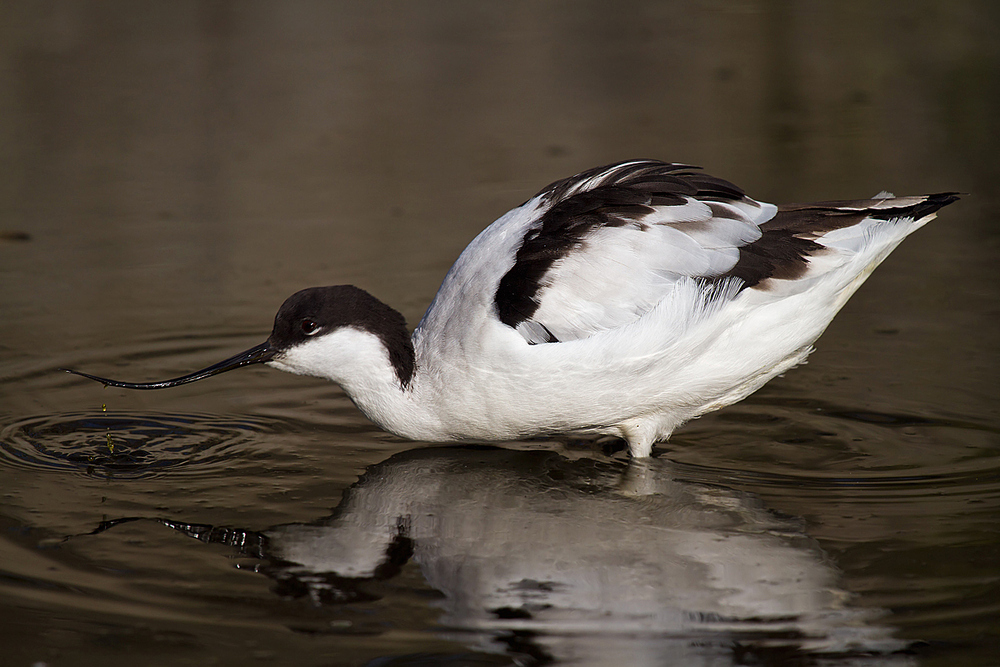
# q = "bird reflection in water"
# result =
<box><xmin>91</xmin><ymin>446</ymin><xmax>913</xmax><ymax>666</ymax></box>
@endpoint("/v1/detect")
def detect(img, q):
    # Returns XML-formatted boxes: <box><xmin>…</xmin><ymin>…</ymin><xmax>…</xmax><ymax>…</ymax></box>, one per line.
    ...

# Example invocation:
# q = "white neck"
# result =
<box><xmin>267</xmin><ymin>327</ymin><xmax>437</xmax><ymax>439</ymax></box>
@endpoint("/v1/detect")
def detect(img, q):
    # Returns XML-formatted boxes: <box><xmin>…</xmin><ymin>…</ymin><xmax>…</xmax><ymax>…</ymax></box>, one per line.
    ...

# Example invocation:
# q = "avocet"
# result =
<box><xmin>67</xmin><ymin>160</ymin><xmax>959</xmax><ymax>457</ymax></box>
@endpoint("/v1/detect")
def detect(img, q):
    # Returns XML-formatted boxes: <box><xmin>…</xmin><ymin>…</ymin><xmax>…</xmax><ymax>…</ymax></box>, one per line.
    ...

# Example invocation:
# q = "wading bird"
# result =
<box><xmin>66</xmin><ymin>160</ymin><xmax>958</xmax><ymax>457</ymax></box>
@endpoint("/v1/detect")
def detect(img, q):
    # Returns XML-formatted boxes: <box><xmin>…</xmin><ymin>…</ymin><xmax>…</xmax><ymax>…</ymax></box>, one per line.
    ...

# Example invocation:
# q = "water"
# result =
<box><xmin>1</xmin><ymin>2</ymin><xmax>998</xmax><ymax>665</ymax></box>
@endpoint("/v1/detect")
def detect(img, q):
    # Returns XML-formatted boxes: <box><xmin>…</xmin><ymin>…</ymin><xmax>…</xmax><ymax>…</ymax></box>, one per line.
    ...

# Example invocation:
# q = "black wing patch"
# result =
<box><xmin>496</xmin><ymin>159</ymin><xmax>959</xmax><ymax>341</ymax></box>
<box><xmin>719</xmin><ymin>192</ymin><xmax>961</xmax><ymax>289</ymax></box>
<box><xmin>495</xmin><ymin>161</ymin><xmax>747</xmax><ymax>334</ymax></box>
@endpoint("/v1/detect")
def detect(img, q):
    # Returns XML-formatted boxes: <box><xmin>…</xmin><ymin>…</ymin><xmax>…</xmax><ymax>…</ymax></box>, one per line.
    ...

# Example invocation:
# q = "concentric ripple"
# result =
<box><xmin>0</xmin><ymin>411</ymin><xmax>275</xmax><ymax>479</ymax></box>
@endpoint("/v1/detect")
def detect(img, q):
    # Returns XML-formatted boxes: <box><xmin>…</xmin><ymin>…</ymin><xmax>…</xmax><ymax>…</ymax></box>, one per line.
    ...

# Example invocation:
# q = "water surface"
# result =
<box><xmin>1</xmin><ymin>2</ymin><xmax>998</xmax><ymax>666</ymax></box>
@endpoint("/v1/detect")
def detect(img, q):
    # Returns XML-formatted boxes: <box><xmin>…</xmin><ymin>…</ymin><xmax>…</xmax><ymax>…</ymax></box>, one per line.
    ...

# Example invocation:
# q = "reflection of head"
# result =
<box><xmin>263</xmin><ymin>446</ymin><xmax>909</xmax><ymax>666</ymax></box>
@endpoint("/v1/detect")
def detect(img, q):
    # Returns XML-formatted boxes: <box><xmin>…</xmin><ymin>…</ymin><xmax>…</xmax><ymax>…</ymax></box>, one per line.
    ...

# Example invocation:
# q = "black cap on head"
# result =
<box><xmin>269</xmin><ymin>286</ymin><xmax>415</xmax><ymax>386</ymax></box>
<box><xmin>62</xmin><ymin>285</ymin><xmax>415</xmax><ymax>390</ymax></box>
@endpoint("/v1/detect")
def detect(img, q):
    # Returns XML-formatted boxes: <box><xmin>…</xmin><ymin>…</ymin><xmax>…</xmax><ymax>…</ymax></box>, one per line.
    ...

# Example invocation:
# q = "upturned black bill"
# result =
<box><xmin>62</xmin><ymin>341</ymin><xmax>275</xmax><ymax>390</ymax></box>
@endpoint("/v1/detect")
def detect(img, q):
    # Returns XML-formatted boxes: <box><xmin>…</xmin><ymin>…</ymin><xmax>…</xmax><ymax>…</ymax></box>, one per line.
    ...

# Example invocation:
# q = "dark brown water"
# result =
<box><xmin>1</xmin><ymin>2</ymin><xmax>998</xmax><ymax>666</ymax></box>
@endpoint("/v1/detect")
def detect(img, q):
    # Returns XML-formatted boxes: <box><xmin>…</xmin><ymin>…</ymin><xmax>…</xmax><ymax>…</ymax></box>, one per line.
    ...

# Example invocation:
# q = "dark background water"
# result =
<box><xmin>1</xmin><ymin>2</ymin><xmax>998</xmax><ymax>666</ymax></box>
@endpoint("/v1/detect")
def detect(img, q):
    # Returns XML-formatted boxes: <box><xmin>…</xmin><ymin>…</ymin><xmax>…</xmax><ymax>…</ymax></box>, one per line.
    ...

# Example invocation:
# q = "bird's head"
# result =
<box><xmin>63</xmin><ymin>286</ymin><xmax>414</xmax><ymax>390</ymax></box>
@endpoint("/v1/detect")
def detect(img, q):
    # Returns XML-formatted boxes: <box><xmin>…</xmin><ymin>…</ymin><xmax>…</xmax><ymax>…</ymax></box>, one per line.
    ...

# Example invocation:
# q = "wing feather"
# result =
<box><xmin>494</xmin><ymin>160</ymin><xmax>958</xmax><ymax>345</ymax></box>
<box><xmin>497</xmin><ymin>161</ymin><xmax>773</xmax><ymax>343</ymax></box>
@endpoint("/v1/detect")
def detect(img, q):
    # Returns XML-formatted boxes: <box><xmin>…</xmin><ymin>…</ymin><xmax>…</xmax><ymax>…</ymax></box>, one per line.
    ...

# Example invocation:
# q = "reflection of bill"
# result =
<box><xmin>254</xmin><ymin>446</ymin><xmax>908</xmax><ymax>666</ymax></box>
<box><xmin>90</xmin><ymin>446</ymin><xmax>912</xmax><ymax>664</ymax></box>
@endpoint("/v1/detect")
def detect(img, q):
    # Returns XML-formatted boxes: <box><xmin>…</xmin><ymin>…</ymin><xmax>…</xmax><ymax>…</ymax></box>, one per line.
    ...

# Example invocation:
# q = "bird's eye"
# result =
<box><xmin>300</xmin><ymin>319</ymin><xmax>319</xmax><ymax>336</ymax></box>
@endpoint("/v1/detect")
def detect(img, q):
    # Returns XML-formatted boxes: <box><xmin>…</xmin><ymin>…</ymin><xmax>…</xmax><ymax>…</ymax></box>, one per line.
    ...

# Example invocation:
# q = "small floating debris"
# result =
<box><xmin>0</xmin><ymin>412</ymin><xmax>270</xmax><ymax>479</ymax></box>
<box><xmin>0</xmin><ymin>230</ymin><xmax>31</xmax><ymax>242</ymax></box>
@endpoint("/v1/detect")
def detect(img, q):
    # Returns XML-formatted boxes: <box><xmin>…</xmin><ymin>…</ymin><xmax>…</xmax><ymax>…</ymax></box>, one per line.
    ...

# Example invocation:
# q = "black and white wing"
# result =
<box><xmin>494</xmin><ymin>160</ymin><xmax>958</xmax><ymax>344</ymax></box>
